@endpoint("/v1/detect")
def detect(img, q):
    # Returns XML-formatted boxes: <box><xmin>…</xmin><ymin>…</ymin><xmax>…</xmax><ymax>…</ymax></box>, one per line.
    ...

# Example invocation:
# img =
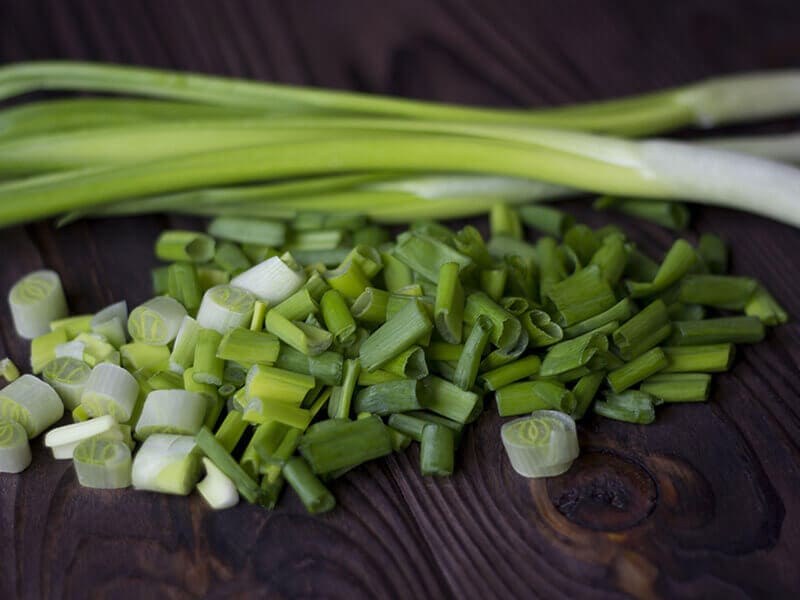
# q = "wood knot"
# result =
<box><xmin>546</xmin><ymin>449</ymin><xmax>657</xmax><ymax>532</ymax></box>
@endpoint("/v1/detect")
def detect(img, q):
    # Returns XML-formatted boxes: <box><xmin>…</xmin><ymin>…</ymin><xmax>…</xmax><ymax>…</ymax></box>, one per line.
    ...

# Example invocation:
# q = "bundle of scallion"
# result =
<box><xmin>0</xmin><ymin>203</ymin><xmax>788</xmax><ymax>512</ymax></box>
<box><xmin>1</xmin><ymin>61</ymin><xmax>800</xmax><ymax>227</ymax></box>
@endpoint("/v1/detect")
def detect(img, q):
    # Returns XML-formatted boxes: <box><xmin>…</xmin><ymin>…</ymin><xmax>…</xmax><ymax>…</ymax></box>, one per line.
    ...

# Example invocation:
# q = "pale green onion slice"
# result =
<box><xmin>127</xmin><ymin>296</ymin><xmax>187</xmax><ymax>345</ymax></box>
<box><xmin>120</xmin><ymin>342</ymin><xmax>170</xmax><ymax>373</ymax></box>
<box><xmin>135</xmin><ymin>389</ymin><xmax>207</xmax><ymax>440</ymax></box>
<box><xmin>131</xmin><ymin>433</ymin><xmax>200</xmax><ymax>495</ymax></box>
<box><xmin>42</xmin><ymin>356</ymin><xmax>91</xmax><ymax>410</ymax></box>
<box><xmin>196</xmin><ymin>456</ymin><xmax>239</xmax><ymax>510</ymax></box>
<box><xmin>81</xmin><ymin>363</ymin><xmax>138</xmax><ymax>422</ymax></box>
<box><xmin>501</xmin><ymin>410</ymin><xmax>580</xmax><ymax>478</ymax></box>
<box><xmin>8</xmin><ymin>269</ymin><xmax>68</xmax><ymax>339</ymax></box>
<box><xmin>44</xmin><ymin>414</ymin><xmax>117</xmax><ymax>458</ymax></box>
<box><xmin>0</xmin><ymin>419</ymin><xmax>32</xmax><ymax>473</ymax></box>
<box><xmin>0</xmin><ymin>358</ymin><xmax>20</xmax><ymax>382</ymax></box>
<box><xmin>55</xmin><ymin>340</ymin><xmax>88</xmax><ymax>362</ymax></box>
<box><xmin>91</xmin><ymin>300</ymin><xmax>128</xmax><ymax>347</ymax></box>
<box><xmin>51</xmin><ymin>424</ymin><xmax>131</xmax><ymax>459</ymax></box>
<box><xmin>230</xmin><ymin>256</ymin><xmax>306</xmax><ymax>304</ymax></box>
<box><xmin>30</xmin><ymin>328</ymin><xmax>68</xmax><ymax>373</ymax></box>
<box><xmin>196</xmin><ymin>285</ymin><xmax>256</xmax><ymax>334</ymax></box>
<box><xmin>168</xmin><ymin>316</ymin><xmax>202</xmax><ymax>373</ymax></box>
<box><xmin>0</xmin><ymin>374</ymin><xmax>63</xmax><ymax>438</ymax></box>
<box><xmin>73</xmin><ymin>437</ymin><xmax>132</xmax><ymax>489</ymax></box>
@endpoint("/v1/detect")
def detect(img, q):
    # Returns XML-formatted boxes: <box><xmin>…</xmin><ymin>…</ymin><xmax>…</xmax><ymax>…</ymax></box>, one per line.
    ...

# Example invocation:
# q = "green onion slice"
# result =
<box><xmin>127</xmin><ymin>296</ymin><xmax>187</xmax><ymax>345</ymax></box>
<box><xmin>131</xmin><ymin>433</ymin><xmax>200</xmax><ymax>495</ymax></box>
<box><xmin>0</xmin><ymin>419</ymin><xmax>32</xmax><ymax>473</ymax></box>
<box><xmin>501</xmin><ymin>410</ymin><xmax>579</xmax><ymax>478</ymax></box>
<box><xmin>196</xmin><ymin>285</ymin><xmax>256</xmax><ymax>334</ymax></box>
<box><xmin>8</xmin><ymin>269</ymin><xmax>69</xmax><ymax>339</ymax></box>
<box><xmin>0</xmin><ymin>374</ymin><xmax>63</xmax><ymax>438</ymax></box>
<box><xmin>73</xmin><ymin>437</ymin><xmax>132</xmax><ymax>489</ymax></box>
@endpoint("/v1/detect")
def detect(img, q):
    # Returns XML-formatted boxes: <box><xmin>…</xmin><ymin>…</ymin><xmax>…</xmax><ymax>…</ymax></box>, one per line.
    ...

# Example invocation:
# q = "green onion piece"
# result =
<box><xmin>358</xmin><ymin>369</ymin><xmax>404</xmax><ymax>386</ymax></box>
<box><xmin>181</xmin><ymin>368</ymin><xmax>220</xmax><ymax>423</ymax></box>
<box><xmin>70</xmin><ymin>332</ymin><xmax>119</xmax><ymax>366</ymax></box>
<box><xmin>241</xmin><ymin>244</ymin><xmax>278</xmax><ymax>264</ymax></box>
<box><xmin>420</xmin><ymin>424</ymin><xmax>455</xmax><ymax>477</ymax></box>
<box><xmin>240</xmin><ymin>421</ymin><xmax>290</xmax><ymax>477</ymax></box>
<box><xmin>537</xmin><ymin>237</ymin><xmax>567</xmax><ymax>302</ymax></box>
<box><xmin>640</xmin><ymin>373</ymin><xmax>711</xmax><ymax>403</ymax></box>
<box><xmin>8</xmin><ymin>269</ymin><xmax>69</xmax><ymax>339</ymax></box>
<box><xmin>453</xmin><ymin>226</ymin><xmax>492</xmax><ymax>269</ymax></box>
<box><xmin>669</xmin><ymin>316</ymin><xmax>765</xmax><ymax>345</ymax></box>
<box><xmin>351</xmin><ymin>287</ymin><xmax>390</xmax><ymax>325</ymax></box>
<box><xmin>594</xmin><ymin>196</ymin><xmax>690</xmax><ymax>230</ymax></box>
<box><xmin>661</xmin><ymin>344</ymin><xmax>735</xmax><ymax>373</ymax></box>
<box><xmin>697</xmin><ymin>233</ymin><xmax>728</xmax><ymax>274</ymax></box>
<box><xmin>328</xmin><ymin>359</ymin><xmax>360</xmax><ymax>419</ymax></box>
<box><xmin>322</xmin><ymin>259</ymin><xmax>368</xmax><ymax>300</ymax></box>
<box><xmin>320</xmin><ymin>290</ymin><xmax>357</xmax><ymax>345</ymax></box>
<box><xmin>0</xmin><ymin>419</ymin><xmax>32</xmax><ymax>473</ymax></box>
<box><xmin>388</xmin><ymin>427</ymin><xmax>412</xmax><ymax>452</ymax></box>
<box><xmin>273</xmin><ymin>287</ymin><xmax>318</xmax><ymax>321</ymax></box>
<box><xmin>607</xmin><ymin>347</ymin><xmax>668</xmax><ymax>393</ymax></box>
<box><xmin>745</xmin><ymin>286</ymin><xmax>788</xmax><ymax>326</ymax></box>
<box><xmin>380</xmin><ymin>250</ymin><xmax>414</xmax><ymax>292</ymax></box>
<box><xmin>128</xmin><ymin>296</ymin><xmax>187</xmax><ymax>345</ymax></box>
<box><xmin>164</xmin><ymin>316</ymin><xmax>200</xmax><ymax>374</ymax></box>
<box><xmin>131</xmin><ymin>433</ymin><xmax>200</xmax><ymax>495</ymax></box>
<box><xmin>501</xmin><ymin>410</ymin><xmax>579</xmax><ymax>478</ymax></box>
<box><xmin>250</xmin><ymin>300</ymin><xmax>268</xmax><ymax>331</ymax></box>
<box><xmin>490</xmin><ymin>203</ymin><xmax>523</xmax><ymax>240</ymax></box>
<box><xmin>291</xmin><ymin>248</ymin><xmax>351</xmax><ymax>268</ymax></box>
<box><xmin>353</xmin><ymin>379</ymin><xmax>422</xmax><ymax>415</ymax></box>
<box><xmin>213</xmin><ymin>241</ymin><xmax>252</xmax><ymax>275</ymax></box>
<box><xmin>624</xmin><ymin>249</ymin><xmax>659</xmax><ymax>283</ymax></box>
<box><xmin>563</xmin><ymin>225</ymin><xmax>600</xmax><ymax>266</ymax></box>
<box><xmin>197</xmin><ymin>284</ymin><xmax>256</xmax><ymax>334</ymax></box>
<box><xmin>434</xmin><ymin>262</ymin><xmax>464</xmax><ymax>344</ymax></box>
<box><xmin>81</xmin><ymin>363</ymin><xmax>138</xmax><ymax>423</ymax></box>
<box><xmin>154</xmin><ymin>230</ymin><xmax>215</xmax><ymax>263</ymax></box>
<box><xmin>196</xmin><ymin>425</ymin><xmax>269</xmax><ymax>504</ymax></box>
<box><xmin>626</xmin><ymin>239</ymin><xmax>697</xmax><ymax>298</ymax></box>
<box><xmin>668</xmin><ymin>303</ymin><xmax>706</xmax><ymax>321</ymax></box>
<box><xmin>453</xmin><ymin>316</ymin><xmax>492</xmax><ymax>391</ymax></box>
<box><xmin>264</xmin><ymin>310</ymin><xmax>332</xmax><ymax>356</ymax></box>
<box><xmin>480</xmin><ymin>267</ymin><xmax>508</xmax><ymax>302</ymax></box>
<box><xmin>197</xmin><ymin>457</ymin><xmax>239</xmax><ymax>510</ymax></box>
<box><xmin>30</xmin><ymin>327</ymin><xmax>68</xmax><ymax>373</ymax></box>
<box><xmin>359</xmin><ymin>299</ymin><xmax>432</xmax><ymax>372</ymax></box>
<box><xmin>120</xmin><ymin>342</ymin><xmax>169</xmax><ymax>375</ymax></box>
<box><xmin>214</xmin><ymin>410</ymin><xmax>247</xmax><ymax>453</ymax></box>
<box><xmin>570</xmin><ymin>371</ymin><xmax>606</xmax><ymax>419</ymax></box>
<box><xmin>393</xmin><ymin>231</ymin><xmax>473</xmax><ymax>282</ymax></box>
<box><xmin>380</xmin><ymin>346</ymin><xmax>428</xmax><ymax>380</ymax></box>
<box><xmin>479</xmin><ymin>329</ymin><xmax>530</xmax><ymax>371</ymax></box>
<box><xmin>231</xmin><ymin>256</ymin><xmax>306</xmax><ymax>305</ymax></box>
<box><xmin>519</xmin><ymin>205</ymin><xmax>575</xmax><ymax>237</ymax></box>
<box><xmin>49</xmin><ymin>315</ymin><xmax>92</xmax><ymax>340</ymax></box>
<box><xmin>72</xmin><ymin>405</ymin><xmax>90</xmax><ymax>422</ymax></box>
<box><xmin>595</xmin><ymin>390</ymin><xmax>656</xmax><ymax>424</ymax></box>
<box><xmin>72</xmin><ymin>437</ymin><xmax>132</xmax><ymax>489</ymax></box>
<box><xmin>589</xmin><ymin>235</ymin><xmax>628</xmax><ymax>285</ymax></box>
<box><xmin>243</xmin><ymin>397</ymin><xmax>312</xmax><ymax>429</ymax></box>
<box><xmin>387</xmin><ymin>413</ymin><xmax>428</xmax><ymax>441</ymax></box>
<box><xmin>612</xmin><ymin>299</ymin><xmax>672</xmax><ymax>360</ymax></box>
<box><xmin>352</xmin><ymin>225</ymin><xmax>389</xmax><ymax>247</ymax></box>
<box><xmin>216</xmin><ymin>327</ymin><xmax>280</xmax><ymax>365</ymax></box>
<box><xmin>479</xmin><ymin>355</ymin><xmax>541</xmax><ymax>391</ymax></box>
<box><xmin>487</xmin><ymin>236</ymin><xmax>538</xmax><ymax>262</ymax></box>
<box><xmin>540</xmin><ymin>332</ymin><xmax>608</xmax><ymax>377</ymax></box>
<box><xmin>90</xmin><ymin>300</ymin><xmax>129</xmax><ymax>348</ymax></box>
<box><xmin>245</xmin><ymin>364</ymin><xmax>315</xmax><ymax>406</ymax></box>
<box><xmin>0</xmin><ymin>358</ymin><xmax>20</xmax><ymax>383</ymax></box>
<box><xmin>151</xmin><ymin>266</ymin><xmax>170</xmax><ymax>295</ymax></box>
<box><xmin>146</xmin><ymin>369</ymin><xmax>183</xmax><ymax>391</ymax></box>
<box><xmin>564</xmin><ymin>298</ymin><xmax>634</xmax><ymax>339</ymax></box>
<box><xmin>495</xmin><ymin>380</ymin><xmax>576</xmax><ymax>416</ymax></box>
<box><xmin>546</xmin><ymin>265</ymin><xmax>617</xmax><ymax>327</ymax></box>
<box><xmin>167</xmin><ymin>262</ymin><xmax>202</xmax><ymax>313</ymax></box>
<box><xmin>678</xmin><ymin>275</ymin><xmax>758</xmax><ymax>310</ymax></box>
<box><xmin>283</xmin><ymin>456</ymin><xmax>336</xmax><ymax>514</ymax></box>
<box><xmin>504</xmin><ymin>256</ymin><xmax>538</xmax><ymax>300</ymax></box>
<box><xmin>427</xmin><ymin>342</ymin><xmax>463</xmax><ymax>362</ymax></box>
<box><xmin>405</xmin><ymin>411</ymin><xmax>464</xmax><ymax>447</ymax></box>
<box><xmin>420</xmin><ymin>375</ymin><xmax>482</xmax><ymax>424</ymax></box>
<box><xmin>298</xmin><ymin>415</ymin><xmax>392</xmax><ymax>475</ymax></box>
<box><xmin>192</xmin><ymin>329</ymin><xmax>224</xmax><ymax>386</ymax></box>
<box><xmin>464</xmin><ymin>292</ymin><xmax>521</xmax><ymax>350</ymax></box>
<box><xmin>196</xmin><ymin>266</ymin><xmax>231</xmax><ymax>291</ymax></box>
<box><xmin>208</xmin><ymin>216</ymin><xmax>286</xmax><ymax>246</ymax></box>
<box><xmin>273</xmin><ymin>346</ymin><xmax>342</xmax><ymax>386</ymax></box>
<box><xmin>341</xmin><ymin>245</ymin><xmax>383</xmax><ymax>279</ymax></box>
<box><xmin>520</xmin><ymin>309</ymin><xmax>562</xmax><ymax>348</ymax></box>
<box><xmin>0</xmin><ymin>373</ymin><xmax>62</xmax><ymax>438</ymax></box>
<box><xmin>135</xmin><ymin>390</ymin><xmax>207</xmax><ymax>440</ymax></box>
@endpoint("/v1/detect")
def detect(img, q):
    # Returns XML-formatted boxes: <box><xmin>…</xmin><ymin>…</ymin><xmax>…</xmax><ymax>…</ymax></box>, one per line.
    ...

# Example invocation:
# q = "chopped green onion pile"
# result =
<box><xmin>0</xmin><ymin>203</ymin><xmax>789</xmax><ymax>510</ymax></box>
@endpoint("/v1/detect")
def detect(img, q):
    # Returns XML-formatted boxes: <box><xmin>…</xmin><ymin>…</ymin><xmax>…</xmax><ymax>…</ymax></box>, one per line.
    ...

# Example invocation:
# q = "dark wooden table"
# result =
<box><xmin>2</xmin><ymin>1</ymin><xmax>800</xmax><ymax>598</ymax></box>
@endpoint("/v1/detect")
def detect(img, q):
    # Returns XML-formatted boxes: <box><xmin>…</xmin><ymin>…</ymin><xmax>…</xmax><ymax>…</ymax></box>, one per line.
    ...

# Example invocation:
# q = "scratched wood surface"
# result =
<box><xmin>1</xmin><ymin>1</ymin><xmax>800</xmax><ymax>598</ymax></box>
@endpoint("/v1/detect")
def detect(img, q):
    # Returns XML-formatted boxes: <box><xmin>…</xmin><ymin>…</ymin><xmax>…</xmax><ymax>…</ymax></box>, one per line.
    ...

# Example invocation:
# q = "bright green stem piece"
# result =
<box><xmin>595</xmin><ymin>390</ymin><xmax>656</xmax><ymax>424</ymax></box>
<box><xmin>196</xmin><ymin>426</ymin><xmax>264</xmax><ymax>504</ymax></box>
<box><xmin>678</xmin><ymin>275</ymin><xmax>758</xmax><ymax>310</ymax></box>
<box><xmin>420</xmin><ymin>424</ymin><xmax>455</xmax><ymax>477</ymax></box>
<box><xmin>359</xmin><ymin>299</ymin><xmax>432</xmax><ymax>372</ymax></box>
<box><xmin>298</xmin><ymin>416</ymin><xmax>393</xmax><ymax>475</ymax></box>
<box><xmin>155</xmin><ymin>230</ymin><xmax>215</xmax><ymax>263</ymax></box>
<box><xmin>612</xmin><ymin>299</ymin><xmax>672</xmax><ymax>360</ymax></box>
<box><xmin>420</xmin><ymin>376</ymin><xmax>482</xmax><ymax>424</ymax></box>
<box><xmin>570</xmin><ymin>371</ymin><xmax>606</xmax><ymax>419</ymax></box>
<box><xmin>283</xmin><ymin>456</ymin><xmax>336</xmax><ymax>514</ymax></box>
<box><xmin>452</xmin><ymin>316</ymin><xmax>492</xmax><ymax>391</ymax></box>
<box><xmin>639</xmin><ymin>373</ymin><xmax>712</xmax><ymax>403</ymax></box>
<box><xmin>434</xmin><ymin>262</ymin><xmax>464</xmax><ymax>344</ymax></box>
<box><xmin>495</xmin><ymin>380</ymin><xmax>577</xmax><ymax>417</ymax></box>
<box><xmin>669</xmin><ymin>316</ymin><xmax>765</xmax><ymax>345</ymax></box>
<box><xmin>479</xmin><ymin>355</ymin><xmax>541</xmax><ymax>391</ymax></box>
<box><xmin>661</xmin><ymin>344</ymin><xmax>735</xmax><ymax>373</ymax></box>
<box><xmin>607</xmin><ymin>347</ymin><xmax>668</xmax><ymax>393</ymax></box>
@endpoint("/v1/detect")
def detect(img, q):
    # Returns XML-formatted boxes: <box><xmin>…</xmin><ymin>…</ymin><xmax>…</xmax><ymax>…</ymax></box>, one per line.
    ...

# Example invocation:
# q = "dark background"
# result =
<box><xmin>1</xmin><ymin>1</ymin><xmax>800</xmax><ymax>598</ymax></box>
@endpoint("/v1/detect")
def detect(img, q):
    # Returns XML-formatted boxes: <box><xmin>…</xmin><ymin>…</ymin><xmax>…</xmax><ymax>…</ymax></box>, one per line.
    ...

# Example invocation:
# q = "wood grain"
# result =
<box><xmin>2</xmin><ymin>1</ymin><xmax>800</xmax><ymax>598</ymax></box>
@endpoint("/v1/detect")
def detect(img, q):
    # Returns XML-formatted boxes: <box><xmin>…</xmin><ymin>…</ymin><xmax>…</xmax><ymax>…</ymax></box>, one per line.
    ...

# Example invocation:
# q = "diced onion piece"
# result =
<box><xmin>80</xmin><ymin>363</ymin><xmax>138</xmax><ymax>422</ymax></box>
<box><xmin>196</xmin><ymin>285</ymin><xmax>256</xmax><ymax>334</ymax></box>
<box><xmin>196</xmin><ymin>457</ymin><xmax>239</xmax><ymax>510</ymax></box>
<box><xmin>0</xmin><ymin>374</ymin><xmax>63</xmax><ymax>438</ymax></box>
<box><xmin>135</xmin><ymin>390</ymin><xmax>207</xmax><ymax>440</ymax></box>
<box><xmin>230</xmin><ymin>256</ymin><xmax>306</xmax><ymax>304</ymax></box>
<box><xmin>127</xmin><ymin>296</ymin><xmax>187</xmax><ymax>345</ymax></box>
<box><xmin>8</xmin><ymin>269</ymin><xmax>68</xmax><ymax>339</ymax></box>
<box><xmin>91</xmin><ymin>300</ymin><xmax>128</xmax><ymax>348</ymax></box>
<box><xmin>73</xmin><ymin>437</ymin><xmax>132</xmax><ymax>488</ymax></box>
<box><xmin>45</xmin><ymin>414</ymin><xmax>116</xmax><ymax>450</ymax></box>
<box><xmin>0</xmin><ymin>419</ymin><xmax>32</xmax><ymax>473</ymax></box>
<box><xmin>42</xmin><ymin>356</ymin><xmax>91</xmax><ymax>410</ymax></box>
<box><xmin>131</xmin><ymin>434</ymin><xmax>200</xmax><ymax>495</ymax></box>
<box><xmin>501</xmin><ymin>410</ymin><xmax>579</xmax><ymax>478</ymax></box>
